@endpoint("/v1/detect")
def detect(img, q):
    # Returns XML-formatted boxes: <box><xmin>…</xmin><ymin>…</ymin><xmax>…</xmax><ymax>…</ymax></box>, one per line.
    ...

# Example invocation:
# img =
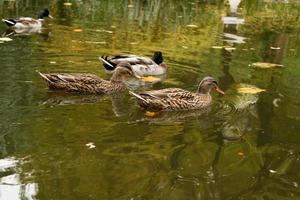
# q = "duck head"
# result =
<box><xmin>110</xmin><ymin>62</ymin><xmax>137</xmax><ymax>82</ymax></box>
<box><xmin>197</xmin><ymin>76</ymin><xmax>225</xmax><ymax>95</ymax></box>
<box><xmin>152</xmin><ymin>51</ymin><xmax>163</xmax><ymax>65</ymax></box>
<box><xmin>38</xmin><ymin>9</ymin><xmax>53</xmax><ymax>19</ymax></box>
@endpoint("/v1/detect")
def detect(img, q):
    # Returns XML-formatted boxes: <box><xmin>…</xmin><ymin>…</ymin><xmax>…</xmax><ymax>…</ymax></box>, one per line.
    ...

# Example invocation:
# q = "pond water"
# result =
<box><xmin>0</xmin><ymin>0</ymin><xmax>300</xmax><ymax>199</ymax></box>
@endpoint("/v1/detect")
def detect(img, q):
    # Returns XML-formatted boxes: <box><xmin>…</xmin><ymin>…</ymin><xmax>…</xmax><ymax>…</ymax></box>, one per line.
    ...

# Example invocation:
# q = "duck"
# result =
<box><xmin>99</xmin><ymin>51</ymin><xmax>167</xmax><ymax>76</ymax></box>
<box><xmin>129</xmin><ymin>76</ymin><xmax>225</xmax><ymax>111</ymax></box>
<box><xmin>2</xmin><ymin>9</ymin><xmax>53</xmax><ymax>29</ymax></box>
<box><xmin>38</xmin><ymin>62</ymin><xmax>137</xmax><ymax>94</ymax></box>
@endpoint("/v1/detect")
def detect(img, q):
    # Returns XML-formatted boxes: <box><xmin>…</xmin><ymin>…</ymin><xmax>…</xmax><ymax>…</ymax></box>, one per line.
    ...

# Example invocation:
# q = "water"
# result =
<box><xmin>0</xmin><ymin>0</ymin><xmax>300</xmax><ymax>199</ymax></box>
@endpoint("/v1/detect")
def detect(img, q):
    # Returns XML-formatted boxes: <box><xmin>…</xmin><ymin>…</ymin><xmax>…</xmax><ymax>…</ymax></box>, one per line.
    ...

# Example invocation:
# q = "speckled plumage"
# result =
<box><xmin>130</xmin><ymin>77</ymin><xmax>224</xmax><ymax>111</ymax></box>
<box><xmin>39</xmin><ymin>63</ymin><xmax>135</xmax><ymax>94</ymax></box>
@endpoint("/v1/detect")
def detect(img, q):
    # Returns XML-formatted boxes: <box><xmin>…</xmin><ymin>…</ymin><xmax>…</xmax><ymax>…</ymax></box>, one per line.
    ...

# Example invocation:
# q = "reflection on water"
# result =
<box><xmin>0</xmin><ymin>158</ymin><xmax>38</xmax><ymax>200</ymax></box>
<box><xmin>1</xmin><ymin>0</ymin><xmax>300</xmax><ymax>199</ymax></box>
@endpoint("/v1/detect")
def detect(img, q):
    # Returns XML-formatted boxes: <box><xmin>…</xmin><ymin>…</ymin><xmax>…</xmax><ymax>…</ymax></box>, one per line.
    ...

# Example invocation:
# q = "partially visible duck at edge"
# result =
<box><xmin>99</xmin><ymin>51</ymin><xmax>167</xmax><ymax>76</ymax></box>
<box><xmin>2</xmin><ymin>9</ymin><xmax>53</xmax><ymax>29</ymax></box>
<box><xmin>130</xmin><ymin>76</ymin><xmax>225</xmax><ymax>111</ymax></box>
<box><xmin>38</xmin><ymin>62</ymin><xmax>138</xmax><ymax>94</ymax></box>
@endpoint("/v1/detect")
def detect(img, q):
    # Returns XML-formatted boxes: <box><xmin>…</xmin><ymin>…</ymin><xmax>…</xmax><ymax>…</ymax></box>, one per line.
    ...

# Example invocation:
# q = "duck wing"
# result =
<box><xmin>39</xmin><ymin>73</ymin><xmax>103</xmax><ymax>84</ymax></box>
<box><xmin>144</xmin><ymin>88</ymin><xmax>193</xmax><ymax>99</ymax></box>
<box><xmin>100</xmin><ymin>55</ymin><xmax>154</xmax><ymax>71</ymax></box>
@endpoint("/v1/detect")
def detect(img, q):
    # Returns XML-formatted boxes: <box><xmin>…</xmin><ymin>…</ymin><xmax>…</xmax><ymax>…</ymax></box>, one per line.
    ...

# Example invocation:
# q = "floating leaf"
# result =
<box><xmin>140</xmin><ymin>76</ymin><xmax>161</xmax><ymax>82</ymax></box>
<box><xmin>212</xmin><ymin>46</ymin><xmax>233</xmax><ymax>49</ymax></box>
<box><xmin>86</xmin><ymin>142</ymin><xmax>96</xmax><ymax>149</ymax></box>
<box><xmin>236</xmin><ymin>84</ymin><xmax>266</xmax><ymax>94</ymax></box>
<box><xmin>73</xmin><ymin>29</ymin><xmax>83</xmax><ymax>32</ymax></box>
<box><xmin>144</xmin><ymin>111</ymin><xmax>159</xmax><ymax>117</ymax></box>
<box><xmin>252</xmin><ymin>62</ymin><xmax>283</xmax><ymax>68</ymax></box>
<box><xmin>85</xmin><ymin>41</ymin><xmax>106</xmax><ymax>44</ymax></box>
<box><xmin>273</xmin><ymin>98</ymin><xmax>281</xmax><ymax>108</ymax></box>
<box><xmin>64</xmin><ymin>2</ymin><xmax>72</xmax><ymax>6</ymax></box>
<box><xmin>0</xmin><ymin>37</ymin><xmax>13</xmax><ymax>42</ymax></box>
<box><xmin>224</xmin><ymin>47</ymin><xmax>236</xmax><ymax>51</ymax></box>
<box><xmin>186</xmin><ymin>24</ymin><xmax>198</xmax><ymax>28</ymax></box>
<box><xmin>238</xmin><ymin>152</ymin><xmax>245</xmax><ymax>156</ymax></box>
<box><xmin>270</xmin><ymin>46</ymin><xmax>280</xmax><ymax>50</ymax></box>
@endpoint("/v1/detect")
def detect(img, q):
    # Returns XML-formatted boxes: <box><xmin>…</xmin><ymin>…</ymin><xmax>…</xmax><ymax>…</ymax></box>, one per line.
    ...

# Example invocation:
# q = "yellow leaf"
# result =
<box><xmin>186</xmin><ymin>24</ymin><xmax>198</xmax><ymax>28</ymax></box>
<box><xmin>73</xmin><ymin>29</ymin><xmax>83</xmax><ymax>32</ymax></box>
<box><xmin>270</xmin><ymin>46</ymin><xmax>280</xmax><ymax>50</ymax></box>
<box><xmin>252</xmin><ymin>62</ymin><xmax>283</xmax><ymax>68</ymax></box>
<box><xmin>64</xmin><ymin>2</ymin><xmax>72</xmax><ymax>6</ymax></box>
<box><xmin>236</xmin><ymin>84</ymin><xmax>266</xmax><ymax>94</ymax></box>
<box><xmin>0</xmin><ymin>37</ymin><xmax>13</xmax><ymax>42</ymax></box>
<box><xmin>144</xmin><ymin>111</ymin><xmax>158</xmax><ymax>117</ymax></box>
<box><xmin>140</xmin><ymin>76</ymin><xmax>161</xmax><ymax>82</ymax></box>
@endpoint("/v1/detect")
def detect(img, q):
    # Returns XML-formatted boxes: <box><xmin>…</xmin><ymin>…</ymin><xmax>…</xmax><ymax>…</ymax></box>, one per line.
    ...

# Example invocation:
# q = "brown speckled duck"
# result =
<box><xmin>129</xmin><ymin>76</ymin><xmax>224</xmax><ymax>111</ymax></box>
<box><xmin>38</xmin><ymin>62</ymin><xmax>136</xmax><ymax>94</ymax></box>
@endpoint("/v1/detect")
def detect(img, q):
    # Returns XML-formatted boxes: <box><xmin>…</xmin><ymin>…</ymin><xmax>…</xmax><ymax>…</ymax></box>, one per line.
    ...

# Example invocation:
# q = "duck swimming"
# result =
<box><xmin>38</xmin><ymin>62</ymin><xmax>137</xmax><ymax>94</ymax></box>
<box><xmin>2</xmin><ymin>9</ymin><xmax>53</xmax><ymax>29</ymax></box>
<box><xmin>130</xmin><ymin>76</ymin><xmax>224</xmax><ymax>111</ymax></box>
<box><xmin>99</xmin><ymin>52</ymin><xmax>167</xmax><ymax>76</ymax></box>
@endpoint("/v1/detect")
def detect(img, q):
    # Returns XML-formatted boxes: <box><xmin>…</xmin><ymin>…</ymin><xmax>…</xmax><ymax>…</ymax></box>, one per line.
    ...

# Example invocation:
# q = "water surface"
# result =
<box><xmin>0</xmin><ymin>0</ymin><xmax>300</xmax><ymax>199</ymax></box>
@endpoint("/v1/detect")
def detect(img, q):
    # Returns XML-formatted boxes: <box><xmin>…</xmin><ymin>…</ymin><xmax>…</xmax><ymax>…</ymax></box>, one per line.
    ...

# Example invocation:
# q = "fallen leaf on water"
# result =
<box><xmin>0</xmin><ymin>37</ymin><xmax>13</xmax><ymax>42</ymax></box>
<box><xmin>85</xmin><ymin>41</ymin><xmax>106</xmax><ymax>44</ymax></box>
<box><xmin>236</xmin><ymin>84</ymin><xmax>266</xmax><ymax>94</ymax></box>
<box><xmin>144</xmin><ymin>111</ymin><xmax>158</xmax><ymax>117</ymax></box>
<box><xmin>270</xmin><ymin>46</ymin><xmax>280</xmax><ymax>50</ymax></box>
<box><xmin>225</xmin><ymin>47</ymin><xmax>236</xmax><ymax>51</ymax></box>
<box><xmin>238</xmin><ymin>152</ymin><xmax>245</xmax><ymax>156</ymax></box>
<box><xmin>186</xmin><ymin>24</ymin><xmax>198</xmax><ymax>28</ymax></box>
<box><xmin>64</xmin><ymin>2</ymin><xmax>72</xmax><ymax>6</ymax></box>
<box><xmin>140</xmin><ymin>76</ymin><xmax>161</xmax><ymax>82</ymax></box>
<box><xmin>86</xmin><ymin>142</ymin><xmax>96</xmax><ymax>149</ymax></box>
<box><xmin>252</xmin><ymin>62</ymin><xmax>283</xmax><ymax>69</ymax></box>
<box><xmin>273</xmin><ymin>98</ymin><xmax>281</xmax><ymax>108</ymax></box>
<box><xmin>73</xmin><ymin>29</ymin><xmax>83</xmax><ymax>32</ymax></box>
<box><xmin>212</xmin><ymin>46</ymin><xmax>233</xmax><ymax>49</ymax></box>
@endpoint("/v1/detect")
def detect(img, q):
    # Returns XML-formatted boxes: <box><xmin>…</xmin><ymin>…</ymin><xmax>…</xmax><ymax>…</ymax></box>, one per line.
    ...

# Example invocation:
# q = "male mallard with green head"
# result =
<box><xmin>39</xmin><ymin>62</ymin><xmax>137</xmax><ymax>94</ymax></box>
<box><xmin>130</xmin><ymin>76</ymin><xmax>224</xmax><ymax>111</ymax></box>
<box><xmin>100</xmin><ymin>51</ymin><xmax>167</xmax><ymax>76</ymax></box>
<box><xmin>2</xmin><ymin>9</ymin><xmax>53</xmax><ymax>29</ymax></box>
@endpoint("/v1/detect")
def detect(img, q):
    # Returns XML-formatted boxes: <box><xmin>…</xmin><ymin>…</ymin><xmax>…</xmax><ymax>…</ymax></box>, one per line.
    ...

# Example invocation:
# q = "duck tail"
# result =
<box><xmin>152</xmin><ymin>51</ymin><xmax>163</xmax><ymax>64</ymax></box>
<box><xmin>129</xmin><ymin>91</ymin><xmax>147</xmax><ymax>102</ymax></box>
<box><xmin>99</xmin><ymin>56</ymin><xmax>116</xmax><ymax>70</ymax></box>
<box><xmin>2</xmin><ymin>19</ymin><xmax>16</xmax><ymax>27</ymax></box>
<box><xmin>37</xmin><ymin>71</ymin><xmax>52</xmax><ymax>83</ymax></box>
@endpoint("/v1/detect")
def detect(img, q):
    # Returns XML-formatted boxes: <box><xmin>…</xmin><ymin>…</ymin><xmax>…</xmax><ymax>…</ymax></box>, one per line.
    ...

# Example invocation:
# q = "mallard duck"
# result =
<box><xmin>38</xmin><ymin>62</ymin><xmax>137</xmax><ymax>94</ymax></box>
<box><xmin>99</xmin><ymin>51</ymin><xmax>167</xmax><ymax>76</ymax></box>
<box><xmin>2</xmin><ymin>9</ymin><xmax>53</xmax><ymax>29</ymax></box>
<box><xmin>129</xmin><ymin>76</ymin><xmax>225</xmax><ymax>111</ymax></box>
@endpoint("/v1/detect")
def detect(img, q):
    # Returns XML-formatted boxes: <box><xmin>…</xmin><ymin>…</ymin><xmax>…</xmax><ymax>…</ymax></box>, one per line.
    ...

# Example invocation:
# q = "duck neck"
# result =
<box><xmin>110</xmin><ymin>73</ymin><xmax>124</xmax><ymax>83</ymax></box>
<box><xmin>197</xmin><ymin>86</ymin><xmax>211</xmax><ymax>95</ymax></box>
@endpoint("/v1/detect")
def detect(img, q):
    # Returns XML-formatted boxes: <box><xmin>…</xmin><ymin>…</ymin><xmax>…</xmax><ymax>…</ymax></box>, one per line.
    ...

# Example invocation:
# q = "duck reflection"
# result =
<box><xmin>2</xmin><ymin>28</ymin><xmax>51</xmax><ymax>41</ymax></box>
<box><xmin>39</xmin><ymin>92</ymin><xmax>131</xmax><ymax>117</ymax></box>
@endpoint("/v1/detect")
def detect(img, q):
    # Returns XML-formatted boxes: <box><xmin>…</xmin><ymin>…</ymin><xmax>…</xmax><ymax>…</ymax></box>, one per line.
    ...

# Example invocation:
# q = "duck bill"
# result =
<box><xmin>134</xmin><ymin>74</ymin><xmax>142</xmax><ymax>79</ymax></box>
<box><xmin>215</xmin><ymin>87</ymin><xmax>225</xmax><ymax>95</ymax></box>
<box><xmin>48</xmin><ymin>15</ymin><xmax>54</xmax><ymax>19</ymax></box>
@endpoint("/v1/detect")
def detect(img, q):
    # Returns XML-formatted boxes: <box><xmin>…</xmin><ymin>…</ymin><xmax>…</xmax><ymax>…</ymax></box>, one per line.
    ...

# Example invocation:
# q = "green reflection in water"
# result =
<box><xmin>0</xmin><ymin>0</ymin><xmax>300</xmax><ymax>199</ymax></box>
